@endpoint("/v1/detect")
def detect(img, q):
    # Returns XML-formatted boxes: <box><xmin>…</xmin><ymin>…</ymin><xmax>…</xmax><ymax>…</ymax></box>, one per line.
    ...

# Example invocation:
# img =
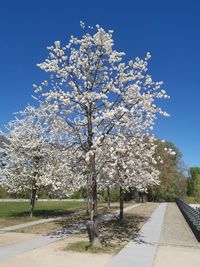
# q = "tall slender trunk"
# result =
<box><xmin>90</xmin><ymin>154</ymin><xmax>100</xmax><ymax>245</ymax></box>
<box><xmin>86</xmin><ymin>176</ymin><xmax>90</xmax><ymax>215</ymax></box>
<box><xmin>86</xmin><ymin>195</ymin><xmax>90</xmax><ymax>215</ymax></box>
<box><xmin>135</xmin><ymin>191</ymin><xmax>139</xmax><ymax>202</ymax></box>
<box><xmin>86</xmin><ymin>104</ymin><xmax>100</xmax><ymax>246</ymax></box>
<box><xmin>107</xmin><ymin>185</ymin><xmax>110</xmax><ymax>209</ymax></box>
<box><xmin>119</xmin><ymin>186</ymin><xmax>124</xmax><ymax>221</ymax></box>
<box><xmin>30</xmin><ymin>187</ymin><xmax>36</xmax><ymax>217</ymax></box>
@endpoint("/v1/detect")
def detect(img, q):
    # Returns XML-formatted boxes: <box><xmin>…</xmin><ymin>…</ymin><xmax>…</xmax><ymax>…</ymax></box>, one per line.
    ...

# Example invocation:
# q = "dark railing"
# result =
<box><xmin>176</xmin><ymin>198</ymin><xmax>200</xmax><ymax>242</ymax></box>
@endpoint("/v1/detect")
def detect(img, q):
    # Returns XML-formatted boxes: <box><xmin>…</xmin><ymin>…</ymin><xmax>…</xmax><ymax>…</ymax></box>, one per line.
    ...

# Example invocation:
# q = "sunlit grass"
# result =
<box><xmin>65</xmin><ymin>240</ymin><xmax>123</xmax><ymax>254</ymax></box>
<box><xmin>0</xmin><ymin>201</ymin><xmax>85</xmax><ymax>218</ymax></box>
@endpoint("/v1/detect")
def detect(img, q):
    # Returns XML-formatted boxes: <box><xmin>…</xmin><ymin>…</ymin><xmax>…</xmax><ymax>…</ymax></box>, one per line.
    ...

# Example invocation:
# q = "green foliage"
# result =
<box><xmin>123</xmin><ymin>189</ymin><xmax>136</xmax><ymax>201</ymax></box>
<box><xmin>148</xmin><ymin>140</ymin><xmax>187</xmax><ymax>202</ymax></box>
<box><xmin>100</xmin><ymin>188</ymin><xmax>136</xmax><ymax>203</ymax></box>
<box><xmin>0</xmin><ymin>186</ymin><xmax>10</xmax><ymax>198</ymax></box>
<box><xmin>194</xmin><ymin>174</ymin><xmax>200</xmax><ymax>199</ymax></box>
<box><xmin>70</xmin><ymin>187</ymin><xmax>89</xmax><ymax>199</ymax></box>
<box><xmin>187</xmin><ymin>168</ymin><xmax>200</xmax><ymax>201</ymax></box>
<box><xmin>187</xmin><ymin>168</ymin><xmax>200</xmax><ymax>195</ymax></box>
<box><xmin>100</xmin><ymin>188</ymin><xmax>120</xmax><ymax>202</ymax></box>
<box><xmin>109</xmin><ymin>189</ymin><xmax>120</xmax><ymax>201</ymax></box>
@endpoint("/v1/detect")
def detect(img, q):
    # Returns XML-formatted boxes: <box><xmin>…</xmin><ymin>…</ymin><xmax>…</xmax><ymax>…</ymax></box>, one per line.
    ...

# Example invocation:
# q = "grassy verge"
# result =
<box><xmin>0</xmin><ymin>201</ymin><xmax>85</xmax><ymax>218</ymax></box>
<box><xmin>0</xmin><ymin>201</ymin><xmax>85</xmax><ymax>228</ymax></box>
<box><xmin>184</xmin><ymin>196</ymin><xmax>200</xmax><ymax>204</ymax></box>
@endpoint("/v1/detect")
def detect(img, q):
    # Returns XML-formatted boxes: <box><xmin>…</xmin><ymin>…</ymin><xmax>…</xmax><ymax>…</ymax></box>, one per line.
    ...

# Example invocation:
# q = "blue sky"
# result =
<box><xmin>0</xmin><ymin>0</ymin><xmax>200</xmax><ymax>167</ymax></box>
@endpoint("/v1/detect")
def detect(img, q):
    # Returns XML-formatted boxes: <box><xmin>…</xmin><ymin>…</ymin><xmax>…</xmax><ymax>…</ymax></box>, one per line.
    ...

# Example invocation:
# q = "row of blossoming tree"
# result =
<box><xmin>0</xmin><ymin>23</ymin><xmax>174</xmax><ymax>246</ymax></box>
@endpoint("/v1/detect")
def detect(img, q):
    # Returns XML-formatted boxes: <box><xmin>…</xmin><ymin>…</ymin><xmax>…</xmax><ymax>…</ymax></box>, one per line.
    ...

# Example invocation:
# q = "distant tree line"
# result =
<box><xmin>187</xmin><ymin>167</ymin><xmax>200</xmax><ymax>201</ymax></box>
<box><xmin>147</xmin><ymin>140</ymin><xmax>188</xmax><ymax>202</ymax></box>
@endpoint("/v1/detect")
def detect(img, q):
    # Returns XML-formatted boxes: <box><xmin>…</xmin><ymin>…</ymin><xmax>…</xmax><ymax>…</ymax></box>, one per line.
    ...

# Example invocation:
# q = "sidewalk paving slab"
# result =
<box><xmin>105</xmin><ymin>203</ymin><xmax>166</xmax><ymax>267</ymax></box>
<box><xmin>0</xmin><ymin>217</ymin><xmax>62</xmax><ymax>233</ymax></box>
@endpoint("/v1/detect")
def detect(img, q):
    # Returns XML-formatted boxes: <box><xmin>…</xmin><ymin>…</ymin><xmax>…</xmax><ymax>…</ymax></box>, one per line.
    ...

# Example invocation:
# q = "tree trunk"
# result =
<box><xmin>107</xmin><ymin>185</ymin><xmax>111</xmax><ymax>209</ymax></box>
<box><xmin>85</xmin><ymin>175</ymin><xmax>90</xmax><ymax>215</ymax></box>
<box><xmin>135</xmin><ymin>191</ymin><xmax>139</xmax><ymax>202</ymax></box>
<box><xmin>86</xmin><ymin>102</ymin><xmax>100</xmax><ymax>246</ymax></box>
<box><xmin>86</xmin><ymin>192</ymin><xmax>90</xmax><ymax>215</ymax></box>
<box><xmin>30</xmin><ymin>188</ymin><xmax>36</xmax><ymax>217</ymax></box>
<box><xmin>87</xmin><ymin>154</ymin><xmax>100</xmax><ymax>246</ymax></box>
<box><xmin>119</xmin><ymin>186</ymin><xmax>124</xmax><ymax>221</ymax></box>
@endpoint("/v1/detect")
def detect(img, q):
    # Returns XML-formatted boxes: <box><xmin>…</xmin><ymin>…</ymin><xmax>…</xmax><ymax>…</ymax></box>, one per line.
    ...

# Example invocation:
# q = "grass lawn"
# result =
<box><xmin>0</xmin><ymin>201</ymin><xmax>86</xmax><ymax>218</ymax></box>
<box><xmin>184</xmin><ymin>196</ymin><xmax>200</xmax><ymax>204</ymax></box>
<box><xmin>0</xmin><ymin>200</ymin><xmax>133</xmax><ymax>229</ymax></box>
<box><xmin>0</xmin><ymin>201</ymin><xmax>86</xmax><ymax>228</ymax></box>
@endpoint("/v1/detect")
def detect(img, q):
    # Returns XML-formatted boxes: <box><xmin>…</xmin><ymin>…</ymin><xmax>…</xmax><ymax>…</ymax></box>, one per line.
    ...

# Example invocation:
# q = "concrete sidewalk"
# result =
<box><xmin>152</xmin><ymin>203</ymin><xmax>200</xmax><ymax>267</ymax></box>
<box><xmin>0</xmin><ymin>217</ymin><xmax>63</xmax><ymax>233</ymax></box>
<box><xmin>0</xmin><ymin>203</ymin><xmax>140</xmax><ymax>261</ymax></box>
<box><xmin>105</xmin><ymin>203</ymin><xmax>166</xmax><ymax>267</ymax></box>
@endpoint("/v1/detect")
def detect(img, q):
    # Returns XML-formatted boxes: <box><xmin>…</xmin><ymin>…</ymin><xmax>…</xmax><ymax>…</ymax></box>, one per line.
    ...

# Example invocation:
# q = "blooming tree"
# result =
<box><xmin>96</xmin><ymin>133</ymin><xmax>160</xmax><ymax>220</ymax></box>
<box><xmin>34</xmin><ymin>23</ymin><xmax>169</xmax><ymax>245</ymax></box>
<box><xmin>0</xmin><ymin>105</ymin><xmax>78</xmax><ymax>216</ymax></box>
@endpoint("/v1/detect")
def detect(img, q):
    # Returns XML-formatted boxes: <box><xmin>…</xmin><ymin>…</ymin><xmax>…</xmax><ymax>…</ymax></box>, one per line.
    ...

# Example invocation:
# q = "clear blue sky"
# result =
<box><xmin>0</xmin><ymin>0</ymin><xmax>200</xmax><ymax>167</ymax></box>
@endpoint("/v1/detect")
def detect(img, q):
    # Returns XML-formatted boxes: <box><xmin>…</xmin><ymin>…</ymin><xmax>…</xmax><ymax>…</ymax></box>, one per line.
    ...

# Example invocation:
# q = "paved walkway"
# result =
<box><xmin>2</xmin><ymin>202</ymin><xmax>199</xmax><ymax>267</ymax></box>
<box><xmin>0</xmin><ymin>217</ymin><xmax>63</xmax><ymax>233</ymax></box>
<box><xmin>105</xmin><ymin>203</ymin><xmax>166</xmax><ymax>267</ymax></box>
<box><xmin>152</xmin><ymin>203</ymin><xmax>200</xmax><ymax>267</ymax></box>
<box><xmin>106</xmin><ymin>203</ymin><xmax>200</xmax><ymax>267</ymax></box>
<box><xmin>3</xmin><ymin>202</ymin><xmax>198</xmax><ymax>267</ymax></box>
<box><xmin>0</xmin><ymin>203</ymin><xmax>140</xmax><ymax>261</ymax></box>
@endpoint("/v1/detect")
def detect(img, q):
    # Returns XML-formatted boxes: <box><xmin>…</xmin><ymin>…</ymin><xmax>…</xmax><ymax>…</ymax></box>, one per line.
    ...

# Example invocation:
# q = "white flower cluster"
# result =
<box><xmin>34</xmin><ymin>24</ymin><xmax>170</xmax><ymax>196</ymax></box>
<box><xmin>96</xmin><ymin>133</ymin><xmax>160</xmax><ymax>192</ymax></box>
<box><xmin>0</xmin><ymin>105</ymin><xmax>84</xmax><ymax>197</ymax></box>
<box><xmin>1</xmin><ymin>24</ymin><xmax>171</xmax><ymax>205</ymax></box>
<box><xmin>164</xmin><ymin>147</ymin><xmax>176</xmax><ymax>156</ymax></box>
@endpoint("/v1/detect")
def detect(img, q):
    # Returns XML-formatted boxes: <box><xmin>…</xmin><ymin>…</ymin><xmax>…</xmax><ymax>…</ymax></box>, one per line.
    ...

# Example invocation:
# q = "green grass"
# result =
<box><xmin>0</xmin><ymin>201</ymin><xmax>85</xmax><ymax>218</ymax></box>
<box><xmin>65</xmin><ymin>240</ymin><xmax>123</xmax><ymax>254</ymax></box>
<box><xmin>183</xmin><ymin>196</ymin><xmax>200</xmax><ymax>204</ymax></box>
